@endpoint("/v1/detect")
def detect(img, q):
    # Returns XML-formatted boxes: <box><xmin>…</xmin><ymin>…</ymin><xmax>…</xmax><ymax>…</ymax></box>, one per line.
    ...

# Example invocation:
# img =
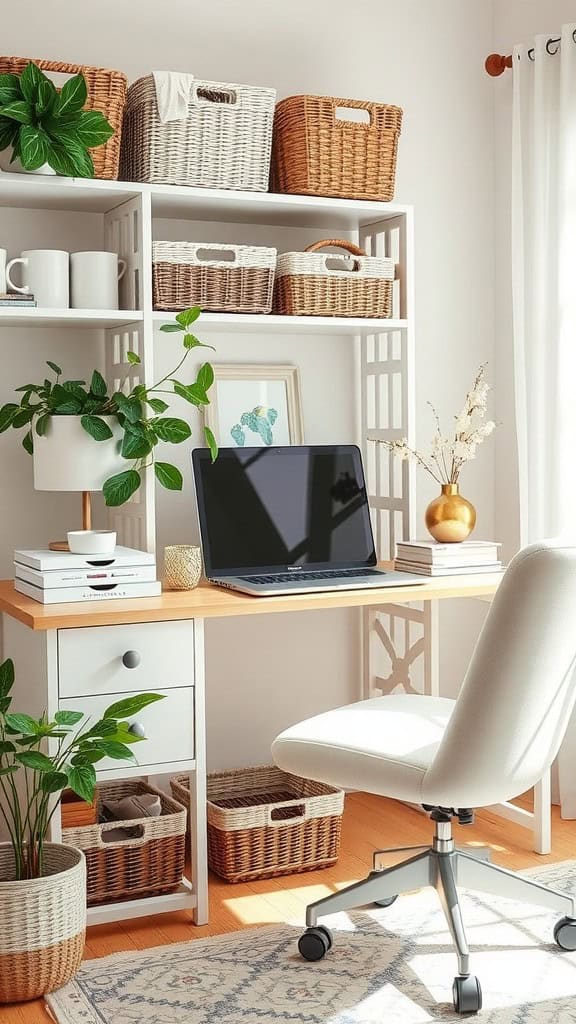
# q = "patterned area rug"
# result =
<box><xmin>47</xmin><ymin>861</ymin><xmax>576</xmax><ymax>1023</ymax></box>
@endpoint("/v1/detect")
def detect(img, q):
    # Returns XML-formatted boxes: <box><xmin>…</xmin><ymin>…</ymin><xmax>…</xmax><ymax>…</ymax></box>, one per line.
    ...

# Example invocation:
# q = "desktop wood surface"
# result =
<box><xmin>0</xmin><ymin>567</ymin><xmax>503</xmax><ymax>631</ymax></box>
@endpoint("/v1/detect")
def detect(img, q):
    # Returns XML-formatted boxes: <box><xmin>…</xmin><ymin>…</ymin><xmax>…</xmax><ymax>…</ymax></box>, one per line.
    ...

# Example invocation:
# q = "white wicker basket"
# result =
<box><xmin>121</xmin><ymin>76</ymin><xmax>276</xmax><ymax>191</ymax></box>
<box><xmin>153</xmin><ymin>241</ymin><xmax>277</xmax><ymax>313</ymax></box>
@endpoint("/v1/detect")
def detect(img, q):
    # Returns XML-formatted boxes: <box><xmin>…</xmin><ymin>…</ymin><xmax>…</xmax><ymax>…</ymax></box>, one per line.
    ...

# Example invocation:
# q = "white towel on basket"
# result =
<box><xmin>152</xmin><ymin>71</ymin><xmax>195</xmax><ymax>122</ymax></box>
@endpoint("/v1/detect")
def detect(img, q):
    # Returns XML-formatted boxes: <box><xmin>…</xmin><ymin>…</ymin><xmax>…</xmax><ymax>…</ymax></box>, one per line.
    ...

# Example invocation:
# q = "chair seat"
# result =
<box><xmin>272</xmin><ymin>693</ymin><xmax>456</xmax><ymax>804</ymax></box>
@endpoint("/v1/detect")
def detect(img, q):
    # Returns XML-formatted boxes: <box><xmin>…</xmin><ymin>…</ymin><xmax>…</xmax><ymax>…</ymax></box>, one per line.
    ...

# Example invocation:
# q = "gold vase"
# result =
<box><xmin>425</xmin><ymin>484</ymin><xmax>476</xmax><ymax>543</ymax></box>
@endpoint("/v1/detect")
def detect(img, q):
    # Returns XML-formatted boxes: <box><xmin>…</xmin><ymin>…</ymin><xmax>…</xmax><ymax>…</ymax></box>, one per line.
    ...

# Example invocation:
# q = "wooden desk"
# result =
<box><xmin>0</xmin><ymin>569</ymin><xmax>504</xmax><ymax>929</ymax></box>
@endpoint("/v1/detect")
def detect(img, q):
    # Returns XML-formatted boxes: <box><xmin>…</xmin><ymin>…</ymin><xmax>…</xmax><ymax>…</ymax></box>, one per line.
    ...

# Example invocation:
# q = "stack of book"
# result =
<box><xmin>0</xmin><ymin>292</ymin><xmax>37</xmax><ymax>308</ymax></box>
<box><xmin>395</xmin><ymin>540</ymin><xmax>502</xmax><ymax>576</ymax></box>
<box><xmin>14</xmin><ymin>546</ymin><xmax>162</xmax><ymax>604</ymax></box>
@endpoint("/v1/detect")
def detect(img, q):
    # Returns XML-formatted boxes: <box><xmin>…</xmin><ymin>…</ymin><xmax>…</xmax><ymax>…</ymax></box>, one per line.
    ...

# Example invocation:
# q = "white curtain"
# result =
<box><xmin>512</xmin><ymin>24</ymin><xmax>576</xmax><ymax>816</ymax></box>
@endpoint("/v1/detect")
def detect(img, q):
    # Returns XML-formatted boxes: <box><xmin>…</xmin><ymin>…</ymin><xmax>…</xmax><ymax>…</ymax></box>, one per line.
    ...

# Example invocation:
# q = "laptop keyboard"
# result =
<box><xmin>239</xmin><ymin>568</ymin><xmax>384</xmax><ymax>584</ymax></box>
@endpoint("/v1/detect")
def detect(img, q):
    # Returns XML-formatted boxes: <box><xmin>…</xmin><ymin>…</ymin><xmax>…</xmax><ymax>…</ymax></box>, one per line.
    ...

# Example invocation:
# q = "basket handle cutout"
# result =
<box><xmin>97</xmin><ymin>821</ymin><xmax>146</xmax><ymax>847</ymax></box>
<box><xmin>268</xmin><ymin>801</ymin><xmax>306</xmax><ymax>824</ymax></box>
<box><xmin>196</xmin><ymin>85</ymin><xmax>237</xmax><ymax>105</ymax></box>
<box><xmin>305</xmin><ymin>239</ymin><xmax>366</xmax><ymax>256</ymax></box>
<box><xmin>196</xmin><ymin>247</ymin><xmax>237</xmax><ymax>264</ymax></box>
<box><xmin>324</xmin><ymin>256</ymin><xmax>360</xmax><ymax>273</ymax></box>
<box><xmin>335</xmin><ymin>104</ymin><xmax>371</xmax><ymax>126</ymax></box>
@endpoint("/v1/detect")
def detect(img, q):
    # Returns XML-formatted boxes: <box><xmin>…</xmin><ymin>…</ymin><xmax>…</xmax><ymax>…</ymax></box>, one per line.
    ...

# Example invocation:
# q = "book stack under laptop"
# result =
<box><xmin>14</xmin><ymin>547</ymin><xmax>162</xmax><ymax>604</ymax></box>
<box><xmin>394</xmin><ymin>540</ymin><xmax>502</xmax><ymax>576</ymax></box>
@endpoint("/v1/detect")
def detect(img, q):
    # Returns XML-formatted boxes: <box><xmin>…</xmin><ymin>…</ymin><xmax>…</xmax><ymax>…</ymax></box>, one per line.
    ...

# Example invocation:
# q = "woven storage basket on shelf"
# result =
<box><xmin>271</xmin><ymin>94</ymin><xmax>402</xmax><ymax>201</ymax></box>
<box><xmin>171</xmin><ymin>764</ymin><xmax>344</xmax><ymax>883</ymax></box>
<box><xmin>62</xmin><ymin>779</ymin><xmax>186</xmax><ymax>906</ymax></box>
<box><xmin>121</xmin><ymin>76</ymin><xmax>276</xmax><ymax>190</ymax></box>
<box><xmin>0</xmin><ymin>843</ymin><xmax>85</xmax><ymax>1004</ymax></box>
<box><xmin>0</xmin><ymin>56</ymin><xmax>127</xmax><ymax>180</ymax></box>
<box><xmin>273</xmin><ymin>239</ymin><xmax>395</xmax><ymax>318</ymax></box>
<box><xmin>153</xmin><ymin>241</ymin><xmax>277</xmax><ymax>313</ymax></box>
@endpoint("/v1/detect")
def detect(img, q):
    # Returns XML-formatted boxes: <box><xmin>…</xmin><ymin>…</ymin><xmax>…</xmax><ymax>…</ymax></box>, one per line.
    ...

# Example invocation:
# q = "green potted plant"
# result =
<box><xmin>0</xmin><ymin>655</ymin><xmax>163</xmax><ymax>1002</ymax></box>
<box><xmin>0</xmin><ymin>307</ymin><xmax>218</xmax><ymax>507</ymax></box>
<box><xmin>0</xmin><ymin>61</ymin><xmax>113</xmax><ymax>176</ymax></box>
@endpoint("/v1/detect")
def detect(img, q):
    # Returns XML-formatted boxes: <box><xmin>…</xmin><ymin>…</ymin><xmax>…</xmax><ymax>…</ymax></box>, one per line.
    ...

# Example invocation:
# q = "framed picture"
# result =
<box><xmin>204</xmin><ymin>364</ymin><xmax>304</xmax><ymax>447</ymax></box>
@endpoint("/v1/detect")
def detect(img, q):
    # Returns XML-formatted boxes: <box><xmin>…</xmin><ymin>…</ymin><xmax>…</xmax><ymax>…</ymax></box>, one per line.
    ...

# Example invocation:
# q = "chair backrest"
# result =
<box><xmin>423</xmin><ymin>540</ymin><xmax>576</xmax><ymax>808</ymax></box>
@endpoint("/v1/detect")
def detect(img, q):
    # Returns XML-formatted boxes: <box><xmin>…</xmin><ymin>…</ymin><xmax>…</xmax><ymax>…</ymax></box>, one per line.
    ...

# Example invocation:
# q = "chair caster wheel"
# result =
<box><xmin>453</xmin><ymin>975</ymin><xmax>482</xmax><ymax>1014</ymax></box>
<box><xmin>554</xmin><ymin>917</ymin><xmax>576</xmax><ymax>950</ymax></box>
<box><xmin>298</xmin><ymin>925</ymin><xmax>333</xmax><ymax>961</ymax></box>
<box><xmin>373</xmin><ymin>895</ymin><xmax>398</xmax><ymax>908</ymax></box>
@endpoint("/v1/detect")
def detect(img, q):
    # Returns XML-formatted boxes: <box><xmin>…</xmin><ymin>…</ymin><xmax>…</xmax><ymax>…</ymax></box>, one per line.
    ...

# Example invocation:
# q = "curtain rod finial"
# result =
<box><xmin>485</xmin><ymin>53</ymin><xmax>513</xmax><ymax>76</ymax></box>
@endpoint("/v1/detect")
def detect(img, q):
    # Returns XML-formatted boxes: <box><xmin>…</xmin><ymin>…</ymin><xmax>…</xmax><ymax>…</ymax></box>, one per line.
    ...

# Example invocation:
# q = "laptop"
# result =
<box><xmin>192</xmin><ymin>444</ymin><xmax>426</xmax><ymax>596</ymax></box>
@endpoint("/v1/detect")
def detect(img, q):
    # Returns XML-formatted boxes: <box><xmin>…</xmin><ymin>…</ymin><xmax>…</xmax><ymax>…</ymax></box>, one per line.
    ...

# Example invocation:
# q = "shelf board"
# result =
<box><xmin>0</xmin><ymin>308</ymin><xmax>143</xmax><ymax>328</ymax></box>
<box><xmin>86</xmin><ymin>878</ymin><xmax>196</xmax><ymax>926</ymax></box>
<box><xmin>153</xmin><ymin>311</ymin><xmax>408</xmax><ymax>336</ymax></box>
<box><xmin>0</xmin><ymin>171</ymin><xmax>140</xmax><ymax>213</ymax></box>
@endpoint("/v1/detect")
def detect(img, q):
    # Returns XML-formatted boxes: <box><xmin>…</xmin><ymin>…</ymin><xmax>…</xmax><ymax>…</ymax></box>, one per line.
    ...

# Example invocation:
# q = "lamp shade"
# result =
<box><xmin>33</xmin><ymin>415</ymin><xmax>124</xmax><ymax>492</ymax></box>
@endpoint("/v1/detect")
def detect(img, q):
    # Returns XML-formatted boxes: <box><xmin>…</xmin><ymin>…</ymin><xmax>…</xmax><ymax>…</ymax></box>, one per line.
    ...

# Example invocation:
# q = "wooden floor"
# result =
<box><xmin>4</xmin><ymin>791</ymin><xmax>576</xmax><ymax>1023</ymax></box>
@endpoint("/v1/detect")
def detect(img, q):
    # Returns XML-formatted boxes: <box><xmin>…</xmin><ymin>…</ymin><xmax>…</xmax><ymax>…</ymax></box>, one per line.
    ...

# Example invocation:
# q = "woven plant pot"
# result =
<box><xmin>0</xmin><ymin>843</ymin><xmax>86</xmax><ymax>1004</ymax></box>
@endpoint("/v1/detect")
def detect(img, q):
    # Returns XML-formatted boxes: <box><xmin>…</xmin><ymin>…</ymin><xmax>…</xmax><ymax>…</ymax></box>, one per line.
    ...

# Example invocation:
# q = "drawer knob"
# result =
<box><xmin>128</xmin><ymin>721</ymin><xmax>146</xmax><ymax>738</ymax></box>
<box><xmin>122</xmin><ymin>650</ymin><xmax>141</xmax><ymax>669</ymax></box>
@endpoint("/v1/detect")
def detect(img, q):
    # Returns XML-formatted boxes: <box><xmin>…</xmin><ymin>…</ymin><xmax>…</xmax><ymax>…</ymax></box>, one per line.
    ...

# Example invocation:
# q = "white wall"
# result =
<box><xmin>0</xmin><ymin>0</ymin><xmax>496</xmax><ymax>769</ymax></box>
<box><xmin>492</xmin><ymin>0</ymin><xmax>576</xmax><ymax>559</ymax></box>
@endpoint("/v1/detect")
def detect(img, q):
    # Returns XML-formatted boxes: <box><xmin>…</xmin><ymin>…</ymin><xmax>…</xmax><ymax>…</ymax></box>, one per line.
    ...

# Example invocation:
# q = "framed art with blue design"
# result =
<box><xmin>203</xmin><ymin>364</ymin><xmax>304</xmax><ymax>448</ymax></box>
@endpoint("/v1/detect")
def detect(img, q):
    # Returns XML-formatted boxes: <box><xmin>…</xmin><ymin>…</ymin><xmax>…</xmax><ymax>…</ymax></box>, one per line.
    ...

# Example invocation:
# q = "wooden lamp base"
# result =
<box><xmin>49</xmin><ymin>492</ymin><xmax>92</xmax><ymax>551</ymax></box>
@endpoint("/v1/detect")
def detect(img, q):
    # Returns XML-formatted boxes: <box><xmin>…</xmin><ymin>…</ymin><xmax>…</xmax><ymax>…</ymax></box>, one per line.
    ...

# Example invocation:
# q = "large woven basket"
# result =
<box><xmin>0</xmin><ymin>843</ymin><xmax>86</xmax><ymax>1004</ymax></box>
<box><xmin>0</xmin><ymin>56</ymin><xmax>127</xmax><ymax>180</ymax></box>
<box><xmin>274</xmin><ymin>239</ymin><xmax>395</xmax><ymax>318</ymax></box>
<box><xmin>171</xmin><ymin>765</ymin><xmax>344</xmax><ymax>883</ymax></box>
<box><xmin>63</xmin><ymin>779</ymin><xmax>186</xmax><ymax>906</ymax></box>
<box><xmin>121</xmin><ymin>76</ymin><xmax>276</xmax><ymax>191</ymax></box>
<box><xmin>271</xmin><ymin>94</ymin><xmax>402</xmax><ymax>201</ymax></box>
<box><xmin>153</xmin><ymin>241</ymin><xmax>277</xmax><ymax>313</ymax></box>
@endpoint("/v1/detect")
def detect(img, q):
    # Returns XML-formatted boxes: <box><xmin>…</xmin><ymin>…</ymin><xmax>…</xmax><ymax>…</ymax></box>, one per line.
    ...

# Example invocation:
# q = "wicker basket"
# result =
<box><xmin>0</xmin><ymin>56</ymin><xmax>127</xmax><ymax>180</ymax></box>
<box><xmin>63</xmin><ymin>779</ymin><xmax>186</xmax><ymax>906</ymax></box>
<box><xmin>171</xmin><ymin>765</ymin><xmax>344</xmax><ymax>883</ymax></box>
<box><xmin>273</xmin><ymin>239</ymin><xmax>395</xmax><ymax>318</ymax></box>
<box><xmin>0</xmin><ymin>843</ymin><xmax>85</xmax><ymax>1004</ymax></box>
<box><xmin>121</xmin><ymin>76</ymin><xmax>276</xmax><ymax>191</ymax></box>
<box><xmin>271</xmin><ymin>94</ymin><xmax>402</xmax><ymax>201</ymax></box>
<box><xmin>153</xmin><ymin>241</ymin><xmax>276</xmax><ymax>313</ymax></box>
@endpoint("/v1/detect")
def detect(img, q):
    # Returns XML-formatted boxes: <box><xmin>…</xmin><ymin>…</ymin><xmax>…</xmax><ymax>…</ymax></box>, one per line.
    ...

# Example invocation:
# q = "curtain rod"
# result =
<box><xmin>486</xmin><ymin>30</ymin><xmax>576</xmax><ymax>76</ymax></box>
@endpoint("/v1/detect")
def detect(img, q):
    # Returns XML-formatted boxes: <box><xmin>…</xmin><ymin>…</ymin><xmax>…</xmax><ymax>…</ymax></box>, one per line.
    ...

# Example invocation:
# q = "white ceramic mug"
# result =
<box><xmin>0</xmin><ymin>248</ymin><xmax>6</xmax><ymax>293</ymax></box>
<box><xmin>70</xmin><ymin>251</ymin><xmax>127</xmax><ymax>310</ymax></box>
<box><xmin>6</xmin><ymin>249</ymin><xmax>69</xmax><ymax>308</ymax></box>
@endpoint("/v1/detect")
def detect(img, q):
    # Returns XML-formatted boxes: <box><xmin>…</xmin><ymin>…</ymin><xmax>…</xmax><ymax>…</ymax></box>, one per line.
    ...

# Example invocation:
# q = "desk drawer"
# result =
<box><xmin>58</xmin><ymin>621</ymin><xmax>194</xmax><ymax>698</ymax></box>
<box><xmin>59</xmin><ymin>687</ymin><xmax>195</xmax><ymax>771</ymax></box>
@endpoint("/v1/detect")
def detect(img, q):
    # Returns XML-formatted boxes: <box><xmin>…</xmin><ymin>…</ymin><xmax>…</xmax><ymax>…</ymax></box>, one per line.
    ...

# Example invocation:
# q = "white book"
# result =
<box><xmin>14</xmin><ymin>546</ymin><xmax>156</xmax><ymax>572</ymax></box>
<box><xmin>15</xmin><ymin>578</ymin><xmax>162</xmax><ymax>605</ymax></box>
<box><xmin>395</xmin><ymin>560</ymin><xmax>503</xmax><ymax>577</ymax></box>
<box><xmin>15</xmin><ymin>562</ymin><xmax>158</xmax><ymax>590</ymax></box>
<box><xmin>396</xmin><ymin>541</ymin><xmax>501</xmax><ymax>564</ymax></box>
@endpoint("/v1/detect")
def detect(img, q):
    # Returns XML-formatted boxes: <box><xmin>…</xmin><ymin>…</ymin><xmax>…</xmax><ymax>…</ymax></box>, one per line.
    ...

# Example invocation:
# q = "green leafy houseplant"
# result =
<box><xmin>0</xmin><ymin>656</ymin><xmax>164</xmax><ymax>879</ymax></box>
<box><xmin>0</xmin><ymin>306</ymin><xmax>218</xmax><ymax>507</ymax></box>
<box><xmin>0</xmin><ymin>61</ymin><xmax>113</xmax><ymax>176</ymax></box>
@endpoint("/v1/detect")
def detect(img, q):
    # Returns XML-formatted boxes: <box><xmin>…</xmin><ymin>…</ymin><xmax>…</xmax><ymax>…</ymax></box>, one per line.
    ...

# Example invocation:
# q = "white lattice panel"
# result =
<box><xmin>104</xmin><ymin>196</ymin><xmax>143</xmax><ymax>310</ymax></box>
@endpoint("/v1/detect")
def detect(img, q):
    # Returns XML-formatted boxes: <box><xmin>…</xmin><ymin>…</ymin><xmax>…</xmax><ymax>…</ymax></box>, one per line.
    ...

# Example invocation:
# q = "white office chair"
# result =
<box><xmin>272</xmin><ymin>540</ymin><xmax>576</xmax><ymax>1014</ymax></box>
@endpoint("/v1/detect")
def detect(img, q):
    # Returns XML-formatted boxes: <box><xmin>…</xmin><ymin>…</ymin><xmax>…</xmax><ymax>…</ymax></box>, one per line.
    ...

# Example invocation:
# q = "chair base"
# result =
<box><xmin>300</xmin><ymin>817</ymin><xmax>576</xmax><ymax>1013</ymax></box>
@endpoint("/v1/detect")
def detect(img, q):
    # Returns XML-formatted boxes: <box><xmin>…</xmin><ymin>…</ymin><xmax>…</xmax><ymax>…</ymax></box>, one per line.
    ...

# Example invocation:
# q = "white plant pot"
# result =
<box><xmin>33</xmin><ymin>415</ymin><xmax>124</xmax><ymax>492</ymax></box>
<box><xmin>0</xmin><ymin>843</ymin><xmax>86</xmax><ymax>1003</ymax></box>
<box><xmin>0</xmin><ymin>150</ymin><xmax>56</xmax><ymax>175</ymax></box>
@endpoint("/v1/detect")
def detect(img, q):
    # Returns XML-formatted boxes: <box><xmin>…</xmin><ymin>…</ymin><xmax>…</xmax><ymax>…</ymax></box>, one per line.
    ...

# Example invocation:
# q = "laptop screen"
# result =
<box><xmin>192</xmin><ymin>445</ymin><xmax>377</xmax><ymax>577</ymax></box>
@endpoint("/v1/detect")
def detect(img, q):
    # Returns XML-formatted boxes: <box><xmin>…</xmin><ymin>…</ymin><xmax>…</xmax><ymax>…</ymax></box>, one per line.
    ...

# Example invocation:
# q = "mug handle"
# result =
<box><xmin>117</xmin><ymin>258</ymin><xmax>127</xmax><ymax>281</ymax></box>
<box><xmin>5</xmin><ymin>257</ymin><xmax>29</xmax><ymax>294</ymax></box>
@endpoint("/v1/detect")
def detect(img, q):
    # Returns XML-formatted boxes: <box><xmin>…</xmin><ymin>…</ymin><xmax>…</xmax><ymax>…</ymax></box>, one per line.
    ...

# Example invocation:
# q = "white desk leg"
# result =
<box><xmin>534</xmin><ymin>769</ymin><xmax>552</xmax><ymax>855</ymax></box>
<box><xmin>190</xmin><ymin>617</ymin><xmax>208</xmax><ymax>925</ymax></box>
<box><xmin>423</xmin><ymin>600</ymin><xmax>440</xmax><ymax>698</ymax></box>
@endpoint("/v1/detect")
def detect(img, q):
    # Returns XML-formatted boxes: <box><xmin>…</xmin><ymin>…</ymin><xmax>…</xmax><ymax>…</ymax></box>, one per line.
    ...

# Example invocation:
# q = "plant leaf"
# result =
<box><xmin>81</xmin><ymin>414</ymin><xmax>114</xmax><ymax>441</ymax></box>
<box><xmin>153</xmin><ymin>417</ymin><xmax>191</xmax><ymax>444</ymax></box>
<box><xmin>113</xmin><ymin>392</ymin><xmax>142</xmax><ymax>423</ymax></box>
<box><xmin>0</xmin><ymin>403</ymin><xmax>18</xmax><ymax>433</ymax></box>
<box><xmin>127</xmin><ymin>351</ymin><xmax>141</xmax><ymax>365</ymax></box>
<box><xmin>172</xmin><ymin>382</ymin><xmax>201</xmax><ymax>406</ymax></box>
<box><xmin>56</xmin><ymin>73</ymin><xmax>87</xmax><ymax>116</ymax></box>
<box><xmin>0</xmin><ymin>99</ymin><xmax>33</xmax><ymax>124</ymax></box>
<box><xmin>40</xmin><ymin>770</ymin><xmax>68</xmax><ymax>794</ymax></box>
<box><xmin>197</xmin><ymin>363</ymin><xmax>214</xmax><ymax>392</ymax></box>
<box><xmin>96</xmin><ymin>740</ymin><xmax>136</xmax><ymax>762</ymax></box>
<box><xmin>47</xmin><ymin>360</ymin><xmax>62</xmax><ymax>376</ymax></box>
<box><xmin>70</xmin><ymin>749</ymin><xmax>103</xmax><ymax>766</ymax></box>
<box><xmin>19</xmin><ymin>62</ymin><xmax>43</xmax><ymax>104</ymax></box>
<box><xmin>175</xmin><ymin>306</ymin><xmax>201</xmax><ymax>328</ymax></box>
<box><xmin>204</xmin><ymin>425</ymin><xmax>218</xmax><ymax>463</ymax></box>
<box><xmin>103</xmin><ymin>469</ymin><xmax>141</xmax><ymax>506</ymax></box>
<box><xmin>22</xmin><ymin>429</ymin><xmax>33</xmax><ymax>455</ymax></box>
<box><xmin>0</xmin><ymin>765</ymin><xmax>17</xmax><ymax>776</ymax></box>
<box><xmin>90</xmin><ymin>369</ymin><xmax>107</xmax><ymax>397</ymax></box>
<box><xmin>0</xmin><ymin>73</ymin><xmax>22</xmax><ymax>106</ymax></box>
<box><xmin>154</xmin><ymin>461</ymin><xmax>183</xmax><ymax>490</ymax></box>
<box><xmin>147</xmin><ymin>397</ymin><xmax>168</xmax><ymax>414</ymax></box>
<box><xmin>15</xmin><ymin>750</ymin><xmax>53</xmax><ymax>772</ymax></box>
<box><xmin>35</xmin><ymin>413</ymin><xmax>51</xmax><ymax>437</ymax></box>
<box><xmin>0</xmin><ymin>116</ymin><xmax>18</xmax><ymax>152</ymax></box>
<box><xmin>55</xmin><ymin>710</ymin><xmax>84</xmax><ymax>726</ymax></box>
<box><xmin>4</xmin><ymin>712</ymin><xmax>39</xmax><ymax>736</ymax></box>
<box><xmin>75</xmin><ymin>109</ymin><xmax>114</xmax><ymax>147</ymax></box>
<box><xmin>103</xmin><ymin>692</ymin><xmax>165</xmax><ymax>720</ymax></box>
<box><xmin>159</xmin><ymin>323</ymin><xmax>185</xmax><ymax>333</ymax></box>
<box><xmin>18</xmin><ymin>124</ymin><xmax>49</xmax><ymax>171</ymax></box>
<box><xmin>0</xmin><ymin>740</ymin><xmax>15</xmax><ymax>753</ymax></box>
<box><xmin>66</xmin><ymin>763</ymin><xmax>97</xmax><ymax>803</ymax></box>
<box><xmin>121</xmin><ymin>429</ymin><xmax>152</xmax><ymax>460</ymax></box>
<box><xmin>0</xmin><ymin>658</ymin><xmax>15</xmax><ymax>698</ymax></box>
<box><xmin>81</xmin><ymin>719</ymin><xmax>118</xmax><ymax>741</ymax></box>
<box><xmin>12</xmin><ymin>407</ymin><xmax>34</xmax><ymax>428</ymax></box>
<box><xmin>35</xmin><ymin>77</ymin><xmax>57</xmax><ymax>117</ymax></box>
